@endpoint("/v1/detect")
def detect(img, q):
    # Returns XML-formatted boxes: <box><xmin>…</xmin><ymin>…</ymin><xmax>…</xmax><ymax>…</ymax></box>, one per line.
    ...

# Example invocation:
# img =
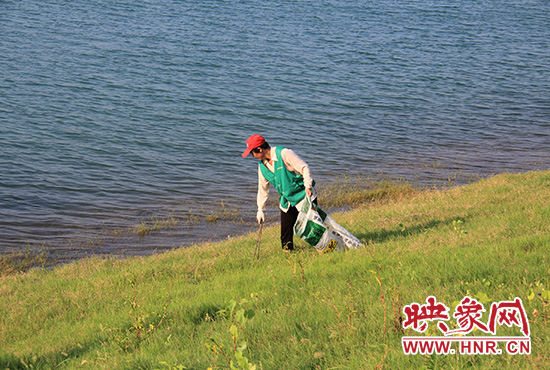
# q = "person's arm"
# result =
<box><xmin>256</xmin><ymin>165</ymin><xmax>270</xmax><ymax>222</ymax></box>
<box><xmin>280</xmin><ymin>148</ymin><xmax>313</xmax><ymax>195</ymax></box>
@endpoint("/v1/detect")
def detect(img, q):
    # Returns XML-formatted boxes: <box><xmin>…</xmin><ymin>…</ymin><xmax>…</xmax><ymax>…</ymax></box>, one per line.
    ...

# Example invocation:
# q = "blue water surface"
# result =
<box><xmin>1</xmin><ymin>0</ymin><xmax>548</xmax><ymax>261</ymax></box>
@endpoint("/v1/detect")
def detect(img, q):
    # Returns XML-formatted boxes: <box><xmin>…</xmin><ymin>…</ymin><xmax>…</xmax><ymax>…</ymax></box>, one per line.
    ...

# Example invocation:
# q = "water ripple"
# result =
<box><xmin>0</xmin><ymin>0</ymin><xmax>548</xmax><ymax>260</ymax></box>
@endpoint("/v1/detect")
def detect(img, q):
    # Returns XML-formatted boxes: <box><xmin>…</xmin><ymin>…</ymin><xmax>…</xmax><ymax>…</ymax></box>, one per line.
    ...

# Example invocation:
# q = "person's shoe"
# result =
<box><xmin>282</xmin><ymin>242</ymin><xmax>294</xmax><ymax>253</ymax></box>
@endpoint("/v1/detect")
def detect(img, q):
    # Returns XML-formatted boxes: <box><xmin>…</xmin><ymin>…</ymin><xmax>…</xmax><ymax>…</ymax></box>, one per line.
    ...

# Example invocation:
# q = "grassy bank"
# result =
<box><xmin>0</xmin><ymin>171</ymin><xmax>548</xmax><ymax>369</ymax></box>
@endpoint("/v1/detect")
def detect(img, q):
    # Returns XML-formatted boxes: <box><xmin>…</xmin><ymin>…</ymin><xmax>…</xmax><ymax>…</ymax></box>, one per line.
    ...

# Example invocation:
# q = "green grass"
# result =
<box><xmin>0</xmin><ymin>171</ymin><xmax>549</xmax><ymax>369</ymax></box>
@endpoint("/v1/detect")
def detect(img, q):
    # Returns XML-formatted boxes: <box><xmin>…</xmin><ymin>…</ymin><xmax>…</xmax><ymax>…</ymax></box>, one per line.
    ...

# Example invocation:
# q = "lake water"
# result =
<box><xmin>1</xmin><ymin>0</ymin><xmax>548</xmax><ymax>263</ymax></box>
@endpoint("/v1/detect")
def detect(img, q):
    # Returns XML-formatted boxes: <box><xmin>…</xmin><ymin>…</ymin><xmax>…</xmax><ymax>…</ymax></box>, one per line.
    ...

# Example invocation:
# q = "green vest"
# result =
<box><xmin>259</xmin><ymin>146</ymin><xmax>312</xmax><ymax>210</ymax></box>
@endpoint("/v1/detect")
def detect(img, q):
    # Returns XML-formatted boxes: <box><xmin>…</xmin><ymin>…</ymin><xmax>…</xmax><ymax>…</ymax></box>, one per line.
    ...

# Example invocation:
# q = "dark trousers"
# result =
<box><xmin>280</xmin><ymin>198</ymin><xmax>317</xmax><ymax>250</ymax></box>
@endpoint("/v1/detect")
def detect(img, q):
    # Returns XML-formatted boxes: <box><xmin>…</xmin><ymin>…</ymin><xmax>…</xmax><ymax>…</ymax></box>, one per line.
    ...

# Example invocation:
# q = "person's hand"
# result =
<box><xmin>305</xmin><ymin>188</ymin><xmax>312</xmax><ymax>197</ymax></box>
<box><xmin>256</xmin><ymin>209</ymin><xmax>265</xmax><ymax>224</ymax></box>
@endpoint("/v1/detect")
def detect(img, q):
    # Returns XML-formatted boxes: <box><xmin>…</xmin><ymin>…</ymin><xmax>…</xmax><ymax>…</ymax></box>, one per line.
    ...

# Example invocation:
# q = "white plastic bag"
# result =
<box><xmin>293</xmin><ymin>197</ymin><xmax>363</xmax><ymax>253</ymax></box>
<box><xmin>324</xmin><ymin>214</ymin><xmax>364</xmax><ymax>249</ymax></box>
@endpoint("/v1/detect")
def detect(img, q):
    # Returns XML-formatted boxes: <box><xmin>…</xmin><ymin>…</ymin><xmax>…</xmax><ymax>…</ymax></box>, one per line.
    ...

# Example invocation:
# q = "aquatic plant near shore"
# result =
<box><xmin>318</xmin><ymin>175</ymin><xmax>419</xmax><ymax>209</ymax></box>
<box><xmin>135</xmin><ymin>217</ymin><xmax>180</xmax><ymax>237</ymax></box>
<box><xmin>0</xmin><ymin>249</ymin><xmax>48</xmax><ymax>276</ymax></box>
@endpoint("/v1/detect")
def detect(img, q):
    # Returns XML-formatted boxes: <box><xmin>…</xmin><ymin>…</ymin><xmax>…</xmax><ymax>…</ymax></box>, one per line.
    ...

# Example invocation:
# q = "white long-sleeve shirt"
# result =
<box><xmin>257</xmin><ymin>147</ymin><xmax>316</xmax><ymax>212</ymax></box>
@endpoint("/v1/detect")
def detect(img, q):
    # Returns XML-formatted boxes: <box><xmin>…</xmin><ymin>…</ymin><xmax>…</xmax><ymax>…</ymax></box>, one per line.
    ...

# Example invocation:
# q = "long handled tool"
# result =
<box><xmin>253</xmin><ymin>221</ymin><xmax>263</xmax><ymax>260</ymax></box>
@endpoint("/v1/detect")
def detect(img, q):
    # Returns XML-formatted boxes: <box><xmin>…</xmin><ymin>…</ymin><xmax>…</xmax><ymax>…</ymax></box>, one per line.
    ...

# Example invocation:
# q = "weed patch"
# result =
<box><xmin>106</xmin><ymin>272</ymin><xmax>169</xmax><ymax>352</ymax></box>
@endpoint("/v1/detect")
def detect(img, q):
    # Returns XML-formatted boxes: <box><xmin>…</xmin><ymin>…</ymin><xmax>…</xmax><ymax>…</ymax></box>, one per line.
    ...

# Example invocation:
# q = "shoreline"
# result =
<box><xmin>2</xmin><ymin>168</ymin><xmax>547</xmax><ymax>274</ymax></box>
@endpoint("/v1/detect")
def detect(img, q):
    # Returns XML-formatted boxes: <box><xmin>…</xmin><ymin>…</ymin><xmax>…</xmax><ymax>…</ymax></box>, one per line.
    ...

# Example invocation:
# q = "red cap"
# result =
<box><xmin>242</xmin><ymin>134</ymin><xmax>266</xmax><ymax>158</ymax></box>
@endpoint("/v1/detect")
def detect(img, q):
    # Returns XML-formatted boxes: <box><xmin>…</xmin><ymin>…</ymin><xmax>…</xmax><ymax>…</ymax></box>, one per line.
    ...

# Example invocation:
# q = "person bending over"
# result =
<box><xmin>242</xmin><ymin>134</ymin><xmax>317</xmax><ymax>252</ymax></box>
